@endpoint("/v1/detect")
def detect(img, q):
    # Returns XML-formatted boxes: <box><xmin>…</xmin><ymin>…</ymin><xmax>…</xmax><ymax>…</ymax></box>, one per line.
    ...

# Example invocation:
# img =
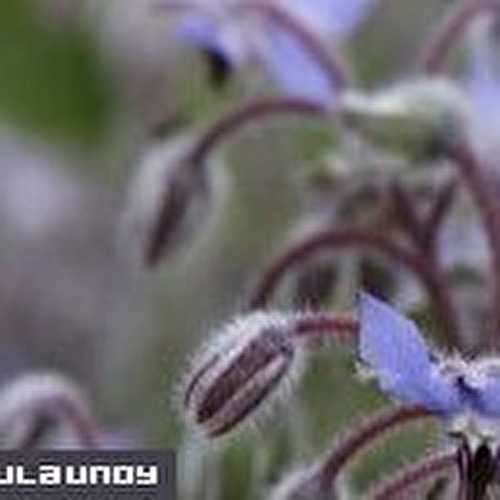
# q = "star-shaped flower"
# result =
<box><xmin>358</xmin><ymin>293</ymin><xmax>500</xmax><ymax>419</ymax></box>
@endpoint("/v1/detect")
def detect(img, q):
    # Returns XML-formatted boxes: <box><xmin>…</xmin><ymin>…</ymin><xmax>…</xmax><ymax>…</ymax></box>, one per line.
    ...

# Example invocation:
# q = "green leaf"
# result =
<box><xmin>0</xmin><ymin>1</ymin><xmax>114</xmax><ymax>147</ymax></box>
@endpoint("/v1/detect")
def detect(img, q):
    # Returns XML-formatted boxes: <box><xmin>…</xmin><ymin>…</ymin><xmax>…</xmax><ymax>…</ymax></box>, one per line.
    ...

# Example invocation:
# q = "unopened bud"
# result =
<box><xmin>340</xmin><ymin>78</ymin><xmax>469</xmax><ymax>161</ymax></box>
<box><xmin>181</xmin><ymin>312</ymin><xmax>306</xmax><ymax>438</ymax></box>
<box><xmin>123</xmin><ymin>134</ymin><xmax>226</xmax><ymax>267</ymax></box>
<box><xmin>0</xmin><ymin>373</ymin><xmax>98</xmax><ymax>448</ymax></box>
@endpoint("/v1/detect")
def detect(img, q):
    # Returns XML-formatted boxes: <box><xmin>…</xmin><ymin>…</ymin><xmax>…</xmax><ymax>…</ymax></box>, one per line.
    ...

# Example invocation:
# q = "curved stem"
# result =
<box><xmin>419</xmin><ymin>0</ymin><xmax>500</xmax><ymax>74</ymax></box>
<box><xmin>249</xmin><ymin>228</ymin><xmax>461</xmax><ymax>346</ymax></box>
<box><xmin>0</xmin><ymin>375</ymin><xmax>101</xmax><ymax>449</ymax></box>
<box><xmin>144</xmin><ymin>97</ymin><xmax>328</xmax><ymax>267</ymax></box>
<box><xmin>316</xmin><ymin>405</ymin><xmax>434</xmax><ymax>490</ymax></box>
<box><xmin>248</xmin><ymin>2</ymin><xmax>349</xmax><ymax>92</ymax></box>
<box><xmin>15</xmin><ymin>395</ymin><xmax>100</xmax><ymax>449</ymax></box>
<box><xmin>293</xmin><ymin>312</ymin><xmax>359</xmax><ymax>344</ymax></box>
<box><xmin>422</xmin><ymin>180</ymin><xmax>458</xmax><ymax>254</ymax></box>
<box><xmin>188</xmin><ymin>97</ymin><xmax>328</xmax><ymax>165</ymax></box>
<box><xmin>370</xmin><ymin>451</ymin><xmax>458</xmax><ymax>500</ymax></box>
<box><xmin>389</xmin><ymin>181</ymin><xmax>425</xmax><ymax>249</ymax></box>
<box><xmin>448</xmin><ymin>142</ymin><xmax>500</xmax><ymax>348</ymax></box>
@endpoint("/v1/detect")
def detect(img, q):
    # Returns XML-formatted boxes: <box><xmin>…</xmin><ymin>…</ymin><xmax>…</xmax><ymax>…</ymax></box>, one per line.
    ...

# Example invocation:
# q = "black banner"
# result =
<box><xmin>0</xmin><ymin>450</ymin><xmax>175</xmax><ymax>499</ymax></box>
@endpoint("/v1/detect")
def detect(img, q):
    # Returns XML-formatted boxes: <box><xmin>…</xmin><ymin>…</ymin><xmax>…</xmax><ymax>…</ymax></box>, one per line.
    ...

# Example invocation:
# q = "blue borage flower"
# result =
<box><xmin>358</xmin><ymin>292</ymin><xmax>500</xmax><ymax>419</ymax></box>
<box><xmin>159</xmin><ymin>0</ymin><xmax>379</xmax><ymax>102</ymax></box>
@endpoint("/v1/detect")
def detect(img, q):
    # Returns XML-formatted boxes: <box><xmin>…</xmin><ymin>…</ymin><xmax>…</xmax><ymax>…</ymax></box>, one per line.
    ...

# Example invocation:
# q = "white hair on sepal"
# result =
<box><xmin>177</xmin><ymin>311</ymin><xmax>309</xmax><ymax>441</ymax></box>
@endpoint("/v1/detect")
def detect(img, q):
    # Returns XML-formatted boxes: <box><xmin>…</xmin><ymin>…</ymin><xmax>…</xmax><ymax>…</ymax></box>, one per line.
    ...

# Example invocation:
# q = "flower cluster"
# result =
<box><xmin>119</xmin><ymin>0</ymin><xmax>500</xmax><ymax>498</ymax></box>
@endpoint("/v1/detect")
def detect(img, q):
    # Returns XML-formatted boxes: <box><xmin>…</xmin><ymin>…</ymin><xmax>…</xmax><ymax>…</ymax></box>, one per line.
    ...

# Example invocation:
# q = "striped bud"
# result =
<box><xmin>181</xmin><ymin>312</ymin><xmax>306</xmax><ymax>438</ymax></box>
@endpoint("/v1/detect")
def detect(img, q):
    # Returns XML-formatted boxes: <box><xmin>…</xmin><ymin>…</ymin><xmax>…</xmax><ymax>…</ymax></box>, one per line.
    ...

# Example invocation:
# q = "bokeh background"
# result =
<box><xmin>0</xmin><ymin>0</ymin><xmax>464</xmax><ymax>498</ymax></box>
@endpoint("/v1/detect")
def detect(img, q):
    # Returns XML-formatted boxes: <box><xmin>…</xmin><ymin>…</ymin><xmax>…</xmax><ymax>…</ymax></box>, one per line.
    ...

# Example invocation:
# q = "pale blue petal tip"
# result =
<box><xmin>357</xmin><ymin>293</ymin><xmax>461</xmax><ymax>414</ymax></box>
<box><xmin>258</xmin><ymin>27</ymin><xmax>337</xmax><ymax>104</ymax></box>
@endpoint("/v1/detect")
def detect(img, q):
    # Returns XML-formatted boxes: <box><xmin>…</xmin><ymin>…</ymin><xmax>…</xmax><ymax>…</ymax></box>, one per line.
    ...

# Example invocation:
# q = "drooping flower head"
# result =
<box><xmin>358</xmin><ymin>293</ymin><xmax>500</xmax><ymax>495</ymax></box>
<box><xmin>159</xmin><ymin>0</ymin><xmax>379</xmax><ymax>102</ymax></box>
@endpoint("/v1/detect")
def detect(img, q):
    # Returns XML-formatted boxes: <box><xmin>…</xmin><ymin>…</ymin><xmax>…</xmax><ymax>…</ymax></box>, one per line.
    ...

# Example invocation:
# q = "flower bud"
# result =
<box><xmin>0</xmin><ymin>373</ymin><xmax>98</xmax><ymax>448</ymax></box>
<box><xmin>340</xmin><ymin>78</ymin><xmax>470</xmax><ymax>161</ymax></box>
<box><xmin>123</xmin><ymin>134</ymin><xmax>226</xmax><ymax>267</ymax></box>
<box><xmin>181</xmin><ymin>312</ymin><xmax>305</xmax><ymax>438</ymax></box>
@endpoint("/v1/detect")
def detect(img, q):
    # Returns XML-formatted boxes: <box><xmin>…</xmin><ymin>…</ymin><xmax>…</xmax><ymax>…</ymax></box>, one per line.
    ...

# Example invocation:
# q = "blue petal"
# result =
<box><xmin>358</xmin><ymin>293</ymin><xmax>462</xmax><ymax>414</ymax></box>
<box><xmin>287</xmin><ymin>0</ymin><xmax>379</xmax><ymax>39</ymax></box>
<box><xmin>175</xmin><ymin>14</ymin><xmax>239</xmax><ymax>64</ymax></box>
<box><xmin>257</xmin><ymin>25</ymin><xmax>337</xmax><ymax>103</ymax></box>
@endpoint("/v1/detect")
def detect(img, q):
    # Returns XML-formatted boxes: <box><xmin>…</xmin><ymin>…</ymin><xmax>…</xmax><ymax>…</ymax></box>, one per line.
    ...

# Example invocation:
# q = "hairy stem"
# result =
<box><xmin>249</xmin><ymin>229</ymin><xmax>461</xmax><ymax>346</ymax></box>
<box><xmin>188</xmin><ymin>97</ymin><xmax>328</xmax><ymax>165</ymax></box>
<box><xmin>419</xmin><ymin>0</ymin><xmax>500</xmax><ymax>74</ymax></box>
<box><xmin>316</xmin><ymin>405</ymin><xmax>434</xmax><ymax>490</ymax></box>
<box><xmin>370</xmin><ymin>451</ymin><xmax>458</xmax><ymax>500</ymax></box>
<box><xmin>294</xmin><ymin>312</ymin><xmax>359</xmax><ymax>344</ymax></box>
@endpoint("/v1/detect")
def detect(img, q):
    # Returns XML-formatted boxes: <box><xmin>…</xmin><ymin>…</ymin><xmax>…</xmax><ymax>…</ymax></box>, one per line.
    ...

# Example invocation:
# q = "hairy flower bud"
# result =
<box><xmin>340</xmin><ymin>78</ymin><xmax>469</xmax><ymax>161</ymax></box>
<box><xmin>0</xmin><ymin>373</ymin><xmax>98</xmax><ymax>448</ymax></box>
<box><xmin>123</xmin><ymin>134</ymin><xmax>226</xmax><ymax>267</ymax></box>
<box><xmin>181</xmin><ymin>312</ymin><xmax>306</xmax><ymax>438</ymax></box>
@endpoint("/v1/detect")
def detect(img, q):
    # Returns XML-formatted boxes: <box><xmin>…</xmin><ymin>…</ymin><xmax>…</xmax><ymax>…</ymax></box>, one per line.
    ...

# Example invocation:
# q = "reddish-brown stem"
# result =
<box><xmin>419</xmin><ymin>0</ymin><xmax>500</xmax><ymax>74</ymax></box>
<box><xmin>448</xmin><ymin>142</ymin><xmax>500</xmax><ymax>347</ymax></box>
<box><xmin>188</xmin><ymin>97</ymin><xmax>328</xmax><ymax>165</ymax></box>
<box><xmin>422</xmin><ymin>180</ymin><xmax>458</xmax><ymax>254</ymax></box>
<box><xmin>249</xmin><ymin>228</ymin><xmax>461</xmax><ymax>346</ymax></box>
<box><xmin>390</xmin><ymin>181</ymin><xmax>426</xmax><ymax>249</ymax></box>
<box><xmin>294</xmin><ymin>312</ymin><xmax>359</xmax><ymax>344</ymax></box>
<box><xmin>391</xmin><ymin>180</ymin><xmax>458</xmax><ymax>256</ymax></box>
<box><xmin>370</xmin><ymin>451</ymin><xmax>458</xmax><ymax>500</ymax></box>
<box><xmin>316</xmin><ymin>405</ymin><xmax>434</xmax><ymax>490</ymax></box>
<box><xmin>249</xmin><ymin>2</ymin><xmax>349</xmax><ymax>91</ymax></box>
